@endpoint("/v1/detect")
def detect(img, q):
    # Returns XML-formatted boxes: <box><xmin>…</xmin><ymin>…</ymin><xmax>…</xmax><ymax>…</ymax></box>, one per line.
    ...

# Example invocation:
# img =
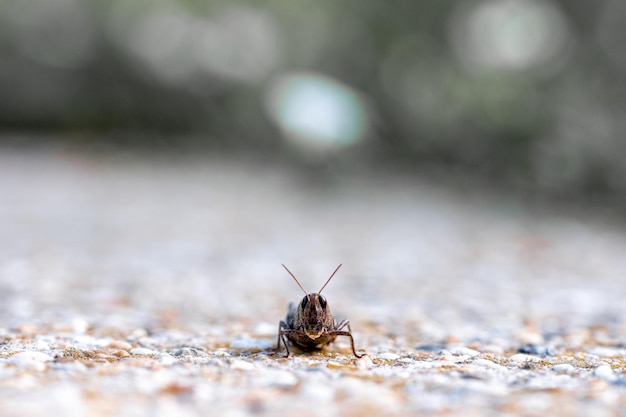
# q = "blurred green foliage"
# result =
<box><xmin>1</xmin><ymin>0</ymin><xmax>625</xmax><ymax>197</ymax></box>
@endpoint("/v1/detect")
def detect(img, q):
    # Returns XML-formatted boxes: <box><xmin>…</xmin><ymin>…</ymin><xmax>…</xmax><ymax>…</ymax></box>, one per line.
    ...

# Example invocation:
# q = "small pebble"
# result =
<box><xmin>448</xmin><ymin>346</ymin><xmax>480</xmax><ymax>357</ymax></box>
<box><xmin>518</xmin><ymin>345</ymin><xmax>553</xmax><ymax>356</ymax></box>
<box><xmin>157</xmin><ymin>353</ymin><xmax>178</xmax><ymax>366</ymax></box>
<box><xmin>582</xmin><ymin>353</ymin><xmax>600</xmax><ymax>362</ymax></box>
<box><xmin>114</xmin><ymin>350</ymin><xmax>130</xmax><ymax>358</ymax></box>
<box><xmin>432</xmin><ymin>360</ymin><xmax>457</xmax><ymax>368</ymax></box>
<box><xmin>94</xmin><ymin>353</ymin><xmax>112</xmax><ymax>360</ymax></box>
<box><xmin>8</xmin><ymin>352</ymin><xmax>53</xmax><ymax>371</ymax></box>
<box><xmin>551</xmin><ymin>363</ymin><xmax>575</xmax><ymax>373</ymax></box>
<box><xmin>108</xmin><ymin>340</ymin><xmax>133</xmax><ymax>351</ymax></box>
<box><xmin>130</xmin><ymin>347</ymin><xmax>156</xmax><ymax>356</ymax></box>
<box><xmin>356</xmin><ymin>354</ymin><xmax>374</xmax><ymax>370</ymax></box>
<box><xmin>593</xmin><ymin>364</ymin><xmax>615</xmax><ymax>381</ymax></box>
<box><xmin>229</xmin><ymin>359</ymin><xmax>255</xmax><ymax>371</ymax></box>
<box><xmin>509</xmin><ymin>354</ymin><xmax>542</xmax><ymax>363</ymax></box>
<box><xmin>378</xmin><ymin>352</ymin><xmax>400</xmax><ymax>361</ymax></box>
<box><xmin>171</xmin><ymin>347</ymin><xmax>208</xmax><ymax>357</ymax></box>
<box><xmin>472</xmin><ymin>359</ymin><xmax>506</xmax><ymax>370</ymax></box>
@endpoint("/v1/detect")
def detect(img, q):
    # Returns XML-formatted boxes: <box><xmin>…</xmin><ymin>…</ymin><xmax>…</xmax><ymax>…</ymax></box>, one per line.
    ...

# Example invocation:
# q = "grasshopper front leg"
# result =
<box><xmin>277</xmin><ymin>320</ymin><xmax>292</xmax><ymax>357</ymax></box>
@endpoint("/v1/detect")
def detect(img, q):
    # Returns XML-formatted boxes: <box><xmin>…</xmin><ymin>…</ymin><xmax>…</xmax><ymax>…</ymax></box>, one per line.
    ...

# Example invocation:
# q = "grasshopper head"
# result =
<box><xmin>298</xmin><ymin>293</ymin><xmax>333</xmax><ymax>339</ymax></box>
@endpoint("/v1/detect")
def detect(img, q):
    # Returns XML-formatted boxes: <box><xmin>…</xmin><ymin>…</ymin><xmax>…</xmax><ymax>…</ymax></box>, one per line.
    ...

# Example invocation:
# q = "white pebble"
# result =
<box><xmin>229</xmin><ymin>359</ymin><xmax>255</xmax><ymax>371</ymax></box>
<box><xmin>213</xmin><ymin>350</ymin><xmax>231</xmax><ymax>357</ymax></box>
<box><xmin>378</xmin><ymin>352</ymin><xmax>400</xmax><ymax>360</ymax></box>
<box><xmin>157</xmin><ymin>353</ymin><xmax>178</xmax><ymax>366</ymax></box>
<box><xmin>583</xmin><ymin>353</ymin><xmax>600</xmax><ymax>362</ymax></box>
<box><xmin>509</xmin><ymin>354</ymin><xmax>542</xmax><ymax>363</ymax></box>
<box><xmin>448</xmin><ymin>346</ymin><xmax>480</xmax><ymax>357</ymax></box>
<box><xmin>431</xmin><ymin>360</ymin><xmax>458</xmax><ymax>368</ymax></box>
<box><xmin>8</xmin><ymin>351</ymin><xmax>53</xmax><ymax>371</ymax></box>
<box><xmin>356</xmin><ymin>354</ymin><xmax>374</xmax><ymax>370</ymax></box>
<box><xmin>472</xmin><ymin>359</ymin><xmax>506</xmax><ymax>370</ymax></box>
<box><xmin>171</xmin><ymin>347</ymin><xmax>208</xmax><ymax>358</ymax></box>
<box><xmin>441</xmin><ymin>354</ymin><xmax>471</xmax><ymax>363</ymax></box>
<box><xmin>551</xmin><ymin>363</ymin><xmax>575</xmax><ymax>373</ymax></box>
<box><xmin>130</xmin><ymin>347</ymin><xmax>156</xmax><ymax>356</ymax></box>
<box><xmin>593</xmin><ymin>364</ymin><xmax>615</xmax><ymax>380</ymax></box>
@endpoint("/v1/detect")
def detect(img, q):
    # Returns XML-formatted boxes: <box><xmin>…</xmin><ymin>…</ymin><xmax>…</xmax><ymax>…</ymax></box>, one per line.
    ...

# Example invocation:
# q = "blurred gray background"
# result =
<box><xmin>2</xmin><ymin>0</ymin><xmax>626</xmax><ymax>206</ymax></box>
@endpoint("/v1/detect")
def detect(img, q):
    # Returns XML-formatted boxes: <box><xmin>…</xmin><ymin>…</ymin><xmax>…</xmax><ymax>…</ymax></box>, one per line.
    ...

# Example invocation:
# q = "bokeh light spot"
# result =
<box><xmin>449</xmin><ymin>0</ymin><xmax>573</xmax><ymax>76</ymax></box>
<box><xmin>266</xmin><ymin>72</ymin><xmax>369</xmax><ymax>154</ymax></box>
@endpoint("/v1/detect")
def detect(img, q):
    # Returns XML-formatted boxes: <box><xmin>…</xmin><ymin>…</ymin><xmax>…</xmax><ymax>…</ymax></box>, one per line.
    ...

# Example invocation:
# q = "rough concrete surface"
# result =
<box><xmin>0</xmin><ymin>148</ymin><xmax>625</xmax><ymax>416</ymax></box>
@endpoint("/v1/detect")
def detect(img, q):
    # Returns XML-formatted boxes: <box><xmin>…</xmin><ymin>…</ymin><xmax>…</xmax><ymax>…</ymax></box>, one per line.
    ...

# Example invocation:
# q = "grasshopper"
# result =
<box><xmin>277</xmin><ymin>264</ymin><xmax>364</xmax><ymax>358</ymax></box>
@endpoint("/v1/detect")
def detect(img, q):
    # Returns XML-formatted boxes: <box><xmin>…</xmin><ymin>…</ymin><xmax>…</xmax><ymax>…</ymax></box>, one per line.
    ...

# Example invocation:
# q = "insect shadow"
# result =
<box><xmin>276</xmin><ymin>264</ymin><xmax>365</xmax><ymax>358</ymax></box>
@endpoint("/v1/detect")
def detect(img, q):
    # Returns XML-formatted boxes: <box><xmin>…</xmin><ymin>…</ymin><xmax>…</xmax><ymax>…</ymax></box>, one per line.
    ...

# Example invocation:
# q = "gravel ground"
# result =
<box><xmin>1</xmin><ymin>148</ymin><xmax>625</xmax><ymax>417</ymax></box>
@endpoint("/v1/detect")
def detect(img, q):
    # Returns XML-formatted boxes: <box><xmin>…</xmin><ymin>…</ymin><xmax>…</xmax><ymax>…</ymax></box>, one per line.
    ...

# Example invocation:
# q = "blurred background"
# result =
<box><xmin>2</xmin><ymin>0</ymin><xmax>626</xmax><ymax>206</ymax></box>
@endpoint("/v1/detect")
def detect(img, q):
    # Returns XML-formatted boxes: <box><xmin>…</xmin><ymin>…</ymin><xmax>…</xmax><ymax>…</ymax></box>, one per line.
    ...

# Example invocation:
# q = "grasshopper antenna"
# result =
<box><xmin>282</xmin><ymin>264</ymin><xmax>308</xmax><ymax>296</ymax></box>
<box><xmin>318</xmin><ymin>264</ymin><xmax>342</xmax><ymax>294</ymax></box>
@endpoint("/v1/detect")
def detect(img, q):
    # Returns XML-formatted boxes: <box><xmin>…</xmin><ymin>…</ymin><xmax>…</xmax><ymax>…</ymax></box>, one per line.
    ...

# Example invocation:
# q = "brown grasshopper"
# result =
<box><xmin>277</xmin><ymin>264</ymin><xmax>365</xmax><ymax>358</ymax></box>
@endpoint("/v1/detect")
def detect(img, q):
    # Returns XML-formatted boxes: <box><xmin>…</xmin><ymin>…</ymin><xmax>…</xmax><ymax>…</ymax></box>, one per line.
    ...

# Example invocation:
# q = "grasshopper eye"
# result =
<box><xmin>319</xmin><ymin>295</ymin><xmax>327</xmax><ymax>309</ymax></box>
<box><xmin>301</xmin><ymin>296</ymin><xmax>308</xmax><ymax>307</ymax></box>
